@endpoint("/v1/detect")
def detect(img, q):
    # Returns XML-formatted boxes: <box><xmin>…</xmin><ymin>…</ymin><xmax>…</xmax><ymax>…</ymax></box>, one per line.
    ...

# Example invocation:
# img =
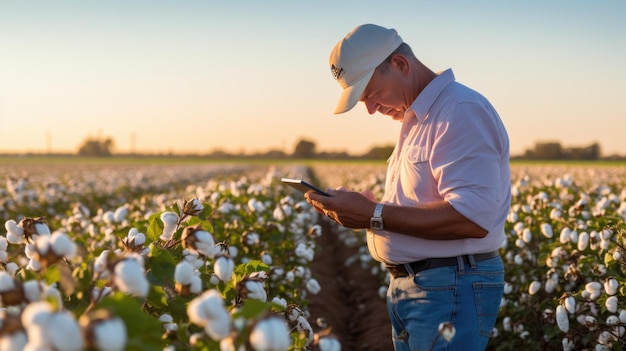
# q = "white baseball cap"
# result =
<box><xmin>329</xmin><ymin>24</ymin><xmax>403</xmax><ymax>114</ymax></box>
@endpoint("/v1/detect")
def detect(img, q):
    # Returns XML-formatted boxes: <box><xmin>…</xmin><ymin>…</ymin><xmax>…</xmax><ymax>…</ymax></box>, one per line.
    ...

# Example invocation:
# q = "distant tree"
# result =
<box><xmin>566</xmin><ymin>142</ymin><xmax>600</xmax><ymax>160</ymax></box>
<box><xmin>77</xmin><ymin>137</ymin><xmax>114</xmax><ymax>157</ymax></box>
<box><xmin>521</xmin><ymin>141</ymin><xmax>601</xmax><ymax>160</ymax></box>
<box><xmin>362</xmin><ymin>145</ymin><xmax>395</xmax><ymax>159</ymax></box>
<box><xmin>293</xmin><ymin>139</ymin><xmax>316</xmax><ymax>158</ymax></box>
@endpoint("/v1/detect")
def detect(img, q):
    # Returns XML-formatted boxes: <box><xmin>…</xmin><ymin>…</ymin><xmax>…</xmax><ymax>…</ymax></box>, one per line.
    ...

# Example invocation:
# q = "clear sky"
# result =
<box><xmin>1</xmin><ymin>1</ymin><xmax>625</xmax><ymax>156</ymax></box>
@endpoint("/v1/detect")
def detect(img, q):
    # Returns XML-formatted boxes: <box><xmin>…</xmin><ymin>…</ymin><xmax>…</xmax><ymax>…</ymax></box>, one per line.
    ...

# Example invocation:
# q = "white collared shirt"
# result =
<box><xmin>367</xmin><ymin>69</ymin><xmax>511</xmax><ymax>264</ymax></box>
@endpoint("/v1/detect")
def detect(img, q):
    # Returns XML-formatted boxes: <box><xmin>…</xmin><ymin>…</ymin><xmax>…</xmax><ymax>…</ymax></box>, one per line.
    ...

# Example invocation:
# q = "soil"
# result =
<box><xmin>308</xmin><ymin>218</ymin><xmax>394</xmax><ymax>351</ymax></box>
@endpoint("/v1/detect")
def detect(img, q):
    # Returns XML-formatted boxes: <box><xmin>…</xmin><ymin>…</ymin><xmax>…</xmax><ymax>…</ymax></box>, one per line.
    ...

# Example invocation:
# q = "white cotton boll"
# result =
<box><xmin>160</xmin><ymin>212</ymin><xmax>178</xmax><ymax>226</ymax></box>
<box><xmin>318</xmin><ymin>336</ymin><xmax>341</xmax><ymax>351</ymax></box>
<box><xmin>204</xmin><ymin>309</ymin><xmax>231</xmax><ymax>341</ymax></box>
<box><xmin>272</xmin><ymin>206</ymin><xmax>286</xmax><ymax>221</ymax></box>
<box><xmin>94</xmin><ymin>250</ymin><xmax>110</xmax><ymax>273</ymax></box>
<box><xmin>113</xmin><ymin>206</ymin><xmax>129</xmax><ymax>223</ymax></box>
<box><xmin>559</xmin><ymin>228</ymin><xmax>571</xmax><ymax>244</ymax></box>
<box><xmin>503</xmin><ymin>282</ymin><xmax>513</xmax><ymax>294</ymax></box>
<box><xmin>21</xmin><ymin>301</ymin><xmax>53</xmax><ymax>329</ymax></box>
<box><xmin>187</xmin><ymin>289</ymin><xmax>228</xmax><ymax>326</ymax></box>
<box><xmin>569</xmin><ymin>230</ymin><xmax>578</xmax><ymax>243</ymax></box>
<box><xmin>245</xmin><ymin>281</ymin><xmax>267</xmax><ymax>302</ymax></box>
<box><xmin>93</xmin><ymin>317</ymin><xmax>127</xmax><ymax>351</ymax></box>
<box><xmin>604</xmin><ymin>278</ymin><xmax>618</xmax><ymax>295</ymax></box>
<box><xmin>507</xmin><ymin>211</ymin><xmax>518</xmax><ymax>223</ymax></box>
<box><xmin>247</xmin><ymin>199</ymin><xmax>266</xmax><ymax>213</ymax></box>
<box><xmin>514</xmin><ymin>254</ymin><xmax>524</xmax><ymax>265</ymax></box>
<box><xmin>33</xmin><ymin>222</ymin><xmax>50</xmax><ymax>236</ymax></box>
<box><xmin>193</xmin><ymin>231</ymin><xmax>215</xmax><ymax>258</ymax></box>
<box><xmin>271</xmin><ymin>297</ymin><xmax>287</xmax><ymax>309</ymax></box>
<box><xmin>0</xmin><ymin>271</ymin><xmax>16</xmax><ymax>291</ymax></box>
<box><xmin>565</xmin><ymin>296</ymin><xmax>576</xmax><ymax>314</ymax></box>
<box><xmin>23</xmin><ymin>280</ymin><xmax>42</xmax><ymax>302</ymax></box>
<box><xmin>189</xmin><ymin>276</ymin><xmax>202</xmax><ymax>294</ymax></box>
<box><xmin>127</xmin><ymin>229</ymin><xmax>146</xmax><ymax>246</ymax></box>
<box><xmin>513</xmin><ymin>222</ymin><xmax>525</xmax><ymax>234</ymax></box>
<box><xmin>550</xmin><ymin>208</ymin><xmax>562</xmax><ymax>220</ymax></box>
<box><xmin>600</xmin><ymin>239</ymin><xmax>610</xmax><ymax>251</ymax></box>
<box><xmin>5</xmin><ymin>262</ymin><xmax>19</xmax><ymax>276</ymax></box>
<box><xmin>306</xmin><ymin>278</ymin><xmax>321</xmax><ymax>294</ymax></box>
<box><xmin>606</xmin><ymin>296</ymin><xmax>618</xmax><ymax>313</ymax></box>
<box><xmin>540</xmin><ymin>223</ymin><xmax>553</xmax><ymax>238</ymax></box>
<box><xmin>545</xmin><ymin>279</ymin><xmax>556</xmax><ymax>294</ymax></box>
<box><xmin>522</xmin><ymin>228</ymin><xmax>532</xmax><ymax>243</ymax></box>
<box><xmin>102</xmin><ymin>211</ymin><xmax>115</xmax><ymax>224</ymax></box>
<box><xmin>26</xmin><ymin>258</ymin><xmax>41</xmax><ymax>271</ymax></box>
<box><xmin>586</xmin><ymin>282</ymin><xmax>602</xmax><ymax>294</ymax></box>
<box><xmin>556</xmin><ymin>305</ymin><xmax>569</xmax><ymax>333</ymax></box>
<box><xmin>209</xmin><ymin>274</ymin><xmax>220</xmax><ymax>285</ymax></box>
<box><xmin>285</xmin><ymin>271</ymin><xmax>295</xmax><ymax>282</ymax></box>
<box><xmin>0</xmin><ymin>236</ymin><xmax>8</xmax><ymax>251</ymax></box>
<box><xmin>174</xmin><ymin>261</ymin><xmax>195</xmax><ymax>284</ymax></box>
<box><xmin>50</xmin><ymin>231</ymin><xmax>76</xmax><ymax>259</ymax></box>
<box><xmin>114</xmin><ymin>258</ymin><xmax>149</xmax><ymax>297</ymax></box>
<box><xmin>529</xmin><ymin>281</ymin><xmax>541</xmax><ymax>295</ymax></box>
<box><xmin>378</xmin><ymin>286</ymin><xmax>387</xmax><ymax>299</ymax></box>
<box><xmin>214</xmin><ymin>256</ymin><xmax>234</xmax><ymax>282</ymax></box>
<box><xmin>249</xmin><ymin>317</ymin><xmax>291</xmax><ymax>351</ymax></box>
<box><xmin>48</xmin><ymin>312</ymin><xmax>84</xmax><ymax>351</ymax></box>
<box><xmin>4</xmin><ymin>220</ymin><xmax>24</xmax><ymax>243</ymax></box>
<box><xmin>562</xmin><ymin>337</ymin><xmax>574</xmax><ymax>351</ymax></box>
<box><xmin>578</xmin><ymin>232</ymin><xmax>589</xmax><ymax>251</ymax></box>
<box><xmin>515</xmin><ymin>239</ymin><xmax>525</xmax><ymax>248</ymax></box>
<box><xmin>159</xmin><ymin>212</ymin><xmax>178</xmax><ymax>241</ymax></box>
<box><xmin>620</xmin><ymin>310</ymin><xmax>626</xmax><ymax>323</ymax></box>
<box><xmin>0</xmin><ymin>330</ymin><xmax>27</xmax><ymax>351</ymax></box>
<box><xmin>295</xmin><ymin>243</ymin><xmax>314</xmax><ymax>261</ymax></box>
<box><xmin>606</xmin><ymin>315</ymin><xmax>619</xmax><ymax>326</ymax></box>
<box><xmin>613</xmin><ymin>251</ymin><xmax>624</xmax><ymax>261</ymax></box>
<box><xmin>502</xmin><ymin>316</ymin><xmax>511</xmax><ymax>331</ymax></box>
<box><xmin>260</xmin><ymin>253</ymin><xmax>273</xmax><ymax>265</ymax></box>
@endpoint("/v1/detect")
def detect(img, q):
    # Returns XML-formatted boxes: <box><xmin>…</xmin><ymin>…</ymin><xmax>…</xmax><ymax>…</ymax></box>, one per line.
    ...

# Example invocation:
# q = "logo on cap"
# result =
<box><xmin>330</xmin><ymin>64</ymin><xmax>344</xmax><ymax>81</ymax></box>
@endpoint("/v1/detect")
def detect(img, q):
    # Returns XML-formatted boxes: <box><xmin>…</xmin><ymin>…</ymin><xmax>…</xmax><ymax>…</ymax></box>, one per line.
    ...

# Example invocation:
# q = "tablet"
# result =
<box><xmin>280</xmin><ymin>178</ymin><xmax>330</xmax><ymax>196</ymax></box>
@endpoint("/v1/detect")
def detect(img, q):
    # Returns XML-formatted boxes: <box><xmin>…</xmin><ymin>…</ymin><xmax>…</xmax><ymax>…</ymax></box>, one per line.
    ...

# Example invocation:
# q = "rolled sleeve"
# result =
<box><xmin>431</xmin><ymin>102</ymin><xmax>506</xmax><ymax>230</ymax></box>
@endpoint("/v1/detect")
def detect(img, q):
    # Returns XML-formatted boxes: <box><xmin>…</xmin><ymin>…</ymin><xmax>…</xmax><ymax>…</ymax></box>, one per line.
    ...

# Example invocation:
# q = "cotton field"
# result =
<box><xmin>0</xmin><ymin>161</ymin><xmax>625</xmax><ymax>351</ymax></box>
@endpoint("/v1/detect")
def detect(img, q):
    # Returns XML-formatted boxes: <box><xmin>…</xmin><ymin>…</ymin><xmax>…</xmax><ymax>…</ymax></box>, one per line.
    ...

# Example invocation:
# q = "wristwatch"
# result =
<box><xmin>370</xmin><ymin>203</ymin><xmax>384</xmax><ymax>230</ymax></box>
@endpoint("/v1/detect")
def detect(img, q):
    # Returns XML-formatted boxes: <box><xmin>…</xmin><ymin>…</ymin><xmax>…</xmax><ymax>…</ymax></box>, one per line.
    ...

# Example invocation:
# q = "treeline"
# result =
<box><xmin>514</xmin><ymin>141</ymin><xmax>625</xmax><ymax>160</ymax></box>
<box><xmin>71</xmin><ymin>137</ymin><xmax>395</xmax><ymax>160</ymax></box>
<box><xmin>10</xmin><ymin>137</ymin><xmax>624</xmax><ymax>161</ymax></box>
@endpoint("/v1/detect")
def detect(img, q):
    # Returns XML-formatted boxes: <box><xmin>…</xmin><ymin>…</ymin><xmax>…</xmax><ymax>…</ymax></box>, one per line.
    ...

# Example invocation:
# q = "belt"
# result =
<box><xmin>385</xmin><ymin>251</ymin><xmax>500</xmax><ymax>278</ymax></box>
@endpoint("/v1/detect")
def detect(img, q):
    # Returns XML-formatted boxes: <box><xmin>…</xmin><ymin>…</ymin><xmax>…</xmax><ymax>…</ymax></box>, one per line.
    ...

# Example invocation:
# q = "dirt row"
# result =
<box><xmin>307</xmin><ymin>218</ymin><xmax>394</xmax><ymax>351</ymax></box>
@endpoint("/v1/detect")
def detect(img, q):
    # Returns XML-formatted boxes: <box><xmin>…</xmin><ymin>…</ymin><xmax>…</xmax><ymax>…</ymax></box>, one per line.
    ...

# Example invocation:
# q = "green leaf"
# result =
<box><xmin>43</xmin><ymin>264</ymin><xmax>60</xmax><ymax>285</ymax></box>
<box><xmin>233</xmin><ymin>299</ymin><xmax>270</xmax><ymax>319</ymax></box>
<box><xmin>146</xmin><ymin>212</ymin><xmax>164</xmax><ymax>243</ymax></box>
<box><xmin>147</xmin><ymin>244</ymin><xmax>177</xmax><ymax>286</ymax></box>
<box><xmin>146</xmin><ymin>285</ymin><xmax>168</xmax><ymax>310</ymax></box>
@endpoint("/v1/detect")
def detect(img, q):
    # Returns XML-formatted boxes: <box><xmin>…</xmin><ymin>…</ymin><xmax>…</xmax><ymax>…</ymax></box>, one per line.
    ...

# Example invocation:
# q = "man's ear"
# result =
<box><xmin>390</xmin><ymin>54</ymin><xmax>410</xmax><ymax>75</ymax></box>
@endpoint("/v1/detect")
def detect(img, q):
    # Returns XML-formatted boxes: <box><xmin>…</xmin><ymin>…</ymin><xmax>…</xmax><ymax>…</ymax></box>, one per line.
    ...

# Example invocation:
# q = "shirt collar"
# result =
<box><xmin>410</xmin><ymin>68</ymin><xmax>455</xmax><ymax>123</ymax></box>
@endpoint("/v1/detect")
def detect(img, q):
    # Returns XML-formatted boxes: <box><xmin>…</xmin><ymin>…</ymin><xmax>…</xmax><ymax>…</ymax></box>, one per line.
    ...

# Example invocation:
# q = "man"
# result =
<box><xmin>305</xmin><ymin>24</ymin><xmax>511</xmax><ymax>351</ymax></box>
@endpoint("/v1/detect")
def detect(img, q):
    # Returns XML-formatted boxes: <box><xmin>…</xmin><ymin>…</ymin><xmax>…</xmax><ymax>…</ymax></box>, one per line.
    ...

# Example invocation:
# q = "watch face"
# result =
<box><xmin>370</xmin><ymin>218</ymin><xmax>384</xmax><ymax>230</ymax></box>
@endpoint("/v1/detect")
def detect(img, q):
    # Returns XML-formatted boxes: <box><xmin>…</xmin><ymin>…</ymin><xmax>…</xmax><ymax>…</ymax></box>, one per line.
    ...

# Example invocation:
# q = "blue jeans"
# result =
<box><xmin>386</xmin><ymin>256</ymin><xmax>504</xmax><ymax>351</ymax></box>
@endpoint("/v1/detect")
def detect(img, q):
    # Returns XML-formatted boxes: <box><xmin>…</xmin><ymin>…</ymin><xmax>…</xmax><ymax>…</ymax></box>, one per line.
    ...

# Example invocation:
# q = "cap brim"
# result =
<box><xmin>333</xmin><ymin>70</ymin><xmax>375</xmax><ymax>114</ymax></box>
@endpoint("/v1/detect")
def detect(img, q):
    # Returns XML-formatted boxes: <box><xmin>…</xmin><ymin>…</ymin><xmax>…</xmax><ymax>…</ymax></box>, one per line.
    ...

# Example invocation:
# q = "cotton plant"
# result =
<box><xmin>78</xmin><ymin>309</ymin><xmax>128</xmax><ymax>351</ymax></box>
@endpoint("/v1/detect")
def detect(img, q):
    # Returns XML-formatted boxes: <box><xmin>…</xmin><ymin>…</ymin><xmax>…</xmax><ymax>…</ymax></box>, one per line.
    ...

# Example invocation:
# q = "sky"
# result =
<box><xmin>1</xmin><ymin>1</ymin><xmax>625</xmax><ymax>156</ymax></box>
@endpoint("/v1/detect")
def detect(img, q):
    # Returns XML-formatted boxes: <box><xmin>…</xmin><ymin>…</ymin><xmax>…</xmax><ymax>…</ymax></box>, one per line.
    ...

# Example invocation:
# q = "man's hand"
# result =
<box><xmin>305</xmin><ymin>188</ymin><xmax>377</xmax><ymax>229</ymax></box>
